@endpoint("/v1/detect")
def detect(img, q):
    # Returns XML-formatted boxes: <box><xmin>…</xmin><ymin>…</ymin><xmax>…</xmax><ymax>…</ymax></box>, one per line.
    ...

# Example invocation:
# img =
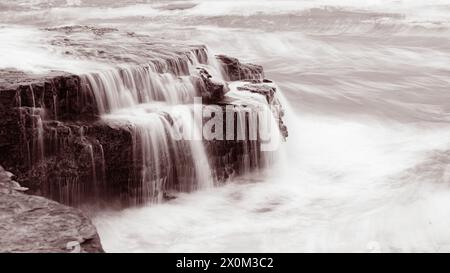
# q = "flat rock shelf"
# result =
<box><xmin>0</xmin><ymin>165</ymin><xmax>103</xmax><ymax>253</ymax></box>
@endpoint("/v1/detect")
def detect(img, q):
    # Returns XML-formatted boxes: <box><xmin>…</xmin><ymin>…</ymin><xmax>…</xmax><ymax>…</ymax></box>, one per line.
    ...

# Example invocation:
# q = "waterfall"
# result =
<box><xmin>225</xmin><ymin>81</ymin><xmax>284</xmax><ymax>170</ymax></box>
<box><xmin>80</xmin><ymin>48</ymin><xmax>222</xmax><ymax>115</ymax></box>
<box><xmin>174</xmin><ymin>105</ymin><xmax>213</xmax><ymax>189</ymax></box>
<box><xmin>35</xmin><ymin>112</ymin><xmax>45</xmax><ymax>163</ymax></box>
<box><xmin>12</xmin><ymin>45</ymin><xmax>281</xmax><ymax>206</ymax></box>
<box><xmin>87</xmin><ymin>144</ymin><xmax>97</xmax><ymax>186</ymax></box>
<box><xmin>85</xmin><ymin>48</ymin><xmax>214</xmax><ymax>203</ymax></box>
<box><xmin>103</xmin><ymin>103</ymin><xmax>213</xmax><ymax>203</ymax></box>
<box><xmin>27</xmin><ymin>85</ymin><xmax>46</xmax><ymax>166</ymax></box>
<box><xmin>75</xmin><ymin>47</ymin><xmax>221</xmax><ymax>203</ymax></box>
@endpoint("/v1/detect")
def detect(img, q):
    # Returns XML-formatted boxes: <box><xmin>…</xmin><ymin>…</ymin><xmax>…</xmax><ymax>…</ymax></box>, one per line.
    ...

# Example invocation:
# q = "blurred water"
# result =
<box><xmin>2</xmin><ymin>0</ymin><xmax>450</xmax><ymax>252</ymax></box>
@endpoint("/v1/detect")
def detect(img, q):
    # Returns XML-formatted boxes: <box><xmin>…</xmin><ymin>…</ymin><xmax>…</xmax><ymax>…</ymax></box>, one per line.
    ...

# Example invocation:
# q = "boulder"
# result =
<box><xmin>216</xmin><ymin>55</ymin><xmax>264</xmax><ymax>81</ymax></box>
<box><xmin>0</xmin><ymin>166</ymin><xmax>104</xmax><ymax>253</ymax></box>
<box><xmin>194</xmin><ymin>68</ymin><xmax>229</xmax><ymax>103</ymax></box>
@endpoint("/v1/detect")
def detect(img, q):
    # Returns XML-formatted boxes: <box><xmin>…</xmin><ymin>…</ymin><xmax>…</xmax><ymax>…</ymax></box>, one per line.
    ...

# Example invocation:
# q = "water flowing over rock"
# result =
<box><xmin>0</xmin><ymin>28</ymin><xmax>287</xmax><ymax>207</ymax></box>
<box><xmin>0</xmin><ymin>166</ymin><xmax>103</xmax><ymax>253</ymax></box>
<box><xmin>237</xmin><ymin>82</ymin><xmax>288</xmax><ymax>139</ymax></box>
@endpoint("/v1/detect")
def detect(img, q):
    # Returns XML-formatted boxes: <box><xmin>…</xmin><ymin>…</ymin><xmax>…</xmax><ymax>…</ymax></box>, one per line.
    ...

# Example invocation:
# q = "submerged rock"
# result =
<box><xmin>0</xmin><ymin>166</ymin><xmax>103</xmax><ymax>253</ymax></box>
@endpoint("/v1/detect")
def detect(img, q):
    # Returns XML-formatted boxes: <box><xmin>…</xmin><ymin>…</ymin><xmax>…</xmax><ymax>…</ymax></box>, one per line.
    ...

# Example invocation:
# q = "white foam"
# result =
<box><xmin>0</xmin><ymin>26</ymin><xmax>107</xmax><ymax>74</ymax></box>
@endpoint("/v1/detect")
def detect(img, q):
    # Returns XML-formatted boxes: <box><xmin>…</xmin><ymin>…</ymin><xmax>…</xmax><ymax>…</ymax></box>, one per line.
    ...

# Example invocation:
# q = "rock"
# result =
<box><xmin>15</xmin><ymin>120</ymin><xmax>134</xmax><ymax>206</ymax></box>
<box><xmin>216</xmin><ymin>55</ymin><xmax>264</xmax><ymax>81</ymax></box>
<box><xmin>194</xmin><ymin>68</ymin><xmax>229</xmax><ymax>103</ymax></box>
<box><xmin>237</xmin><ymin>83</ymin><xmax>276</xmax><ymax>104</ymax></box>
<box><xmin>0</xmin><ymin>166</ymin><xmax>104</xmax><ymax>253</ymax></box>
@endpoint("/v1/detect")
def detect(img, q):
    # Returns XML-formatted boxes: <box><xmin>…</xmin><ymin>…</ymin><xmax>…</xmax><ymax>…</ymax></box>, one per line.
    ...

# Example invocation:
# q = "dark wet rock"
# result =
<box><xmin>0</xmin><ymin>166</ymin><xmax>103</xmax><ymax>253</ymax></box>
<box><xmin>15</xmin><ymin>120</ymin><xmax>135</xmax><ymax>206</ymax></box>
<box><xmin>216</xmin><ymin>55</ymin><xmax>264</xmax><ymax>81</ymax></box>
<box><xmin>194</xmin><ymin>68</ymin><xmax>229</xmax><ymax>103</ymax></box>
<box><xmin>205</xmin><ymin>139</ymin><xmax>265</xmax><ymax>182</ymax></box>
<box><xmin>0</xmin><ymin>71</ymin><xmax>98</xmax><ymax>121</ymax></box>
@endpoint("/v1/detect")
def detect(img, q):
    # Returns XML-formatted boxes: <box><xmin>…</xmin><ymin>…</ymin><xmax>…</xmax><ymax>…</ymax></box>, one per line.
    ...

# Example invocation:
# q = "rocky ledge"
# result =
<box><xmin>0</xmin><ymin>26</ymin><xmax>287</xmax><ymax>207</ymax></box>
<box><xmin>0</xmin><ymin>165</ymin><xmax>103</xmax><ymax>253</ymax></box>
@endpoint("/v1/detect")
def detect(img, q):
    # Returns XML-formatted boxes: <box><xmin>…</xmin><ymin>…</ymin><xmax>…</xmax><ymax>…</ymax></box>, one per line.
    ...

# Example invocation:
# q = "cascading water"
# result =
<box><xmin>83</xmin><ymin>48</ymin><xmax>231</xmax><ymax>203</ymax></box>
<box><xmin>82</xmin><ymin>64</ymin><xmax>198</xmax><ymax>113</ymax></box>
<box><xmin>102</xmin><ymin>103</ymin><xmax>216</xmax><ymax>204</ymax></box>
<box><xmin>28</xmin><ymin>85</ymin><xmax>46</xmax><ymax>166</ymax></box>
<box><xmin>81</xmin><ymin>48</ymin><xmax>225</xmax><ymax>113</ymax></box>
